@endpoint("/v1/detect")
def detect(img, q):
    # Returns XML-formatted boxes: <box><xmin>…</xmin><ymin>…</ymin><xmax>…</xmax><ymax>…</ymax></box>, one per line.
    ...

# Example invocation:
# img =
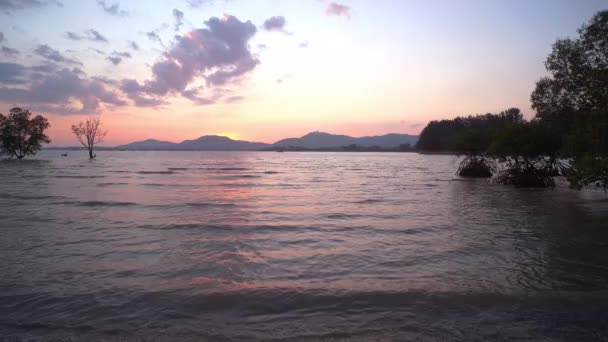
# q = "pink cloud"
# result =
<box><xmin>325</xmin><ymin>2</ymin><xmax>350</xmax><ymax>18</ymax></box>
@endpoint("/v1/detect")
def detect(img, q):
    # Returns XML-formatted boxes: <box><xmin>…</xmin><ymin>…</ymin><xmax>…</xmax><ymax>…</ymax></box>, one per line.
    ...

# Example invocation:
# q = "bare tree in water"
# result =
<box><xmin>72</xmin><ymin>118</ymin><xmax>107</xmax><ymax>159</ymax></box>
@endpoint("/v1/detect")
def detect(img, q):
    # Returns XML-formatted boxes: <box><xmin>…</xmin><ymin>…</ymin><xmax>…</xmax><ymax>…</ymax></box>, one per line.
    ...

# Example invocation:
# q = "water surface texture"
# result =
<box><xmin>1</xmin><ymin>151</ymin><xmax>608</xmax><ymax>341</ymax></box>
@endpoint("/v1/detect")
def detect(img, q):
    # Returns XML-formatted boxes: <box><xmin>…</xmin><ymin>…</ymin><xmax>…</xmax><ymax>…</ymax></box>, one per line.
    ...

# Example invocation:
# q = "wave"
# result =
<box><xmin>2</xmin><ymin>289</ymin><xmax>607</xmax><ymax>341</ymax></box>
<box><xmin>186</xmin><ymin>202</ymin><xmax>237</xmax><ymax>208</ymax></box>
<box><xmin>353</xmin><ymin>199</ymin><xmax>386</xmax><ymax>204</ymax></box>
<box><xmin>0</xmin><ymin>193</ymin><xmax>65</xmax><ymax>201</ymax></box>
<box><xmin>54</xmin><ymin>175</ymin><xmax>106</xmax><ymax>179</ymax></box>
<box><xmin>137</xmin><ymin>171</ymin><xmax>175</xmax><ymax>175</ymax></box>
<box><xmin>97</xmin><ymin>182</ymin><xmax>129</xmax><ymax>187</ymax></box>
<box><xmin>53</xmin><ymin>200</ymin><xmax>139</xmax><ymax>207</ymax></box>
<box><xmin>168</xmin><ymin>167</ymin><xmax>189</xmax><ymax>171</ymax></box>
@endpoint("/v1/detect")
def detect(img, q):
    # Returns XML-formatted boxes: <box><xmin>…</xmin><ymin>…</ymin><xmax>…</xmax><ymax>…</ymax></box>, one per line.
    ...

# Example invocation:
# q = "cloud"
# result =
<box><xmin>325</xmin><ymin>2</ymin><xmax>350</xmax><ymax>18</ymax></box>
<box><xmin>145</xmin><ymin>31</ymin><xmax>163</xmax><ymax>45</ymax></box>
<box><xmin>263</xmin><ymin>16</ymin><xmax>286</xmax><ymax>32</ymax></box>
<box><xmin>0</xmin><ymin>32</ymin><xmax>4</xmax><ymax>42</ymax></box>
<box><xmin>66</xmin><ymin>32</ymin><xmax>82</xmax><ymax>40</ymax></box>
<box><xmin>128</xmin><ymin>40</ymin><xmax>139</xmax><ymax>50</ymax></box>
<box><xmin>186</xmin><ymin>0</ymin><xmax>212</xmax><ymax>8</ymax></box>
<box><xmin>123</xmin><ymin>15</ymin><xmax>258</xmax><ymax>107</ymax></box>
<box><xmin>1</xmin><ymin>46</ymin><xmax>19</xmax><ymax>57</ymax></box>
<box><xmin>97</xmin><ymin>0</ymin><xmax>128</xmax><ymax>16</ymax></box>
<box><xmin>173</xmin><ymin>8</ymin><xmax>184</xmax><ymax>32</ymax></box>
<box><xmin>87</xmin><ymin>29</ymin><xmax>108</xmax><ymax>42</ymax></box>
<box><xmin>106</xmin><ymin>56</ymin><xmax>122</xmax><ymax>65</ymax></box>
<box><xmin>0</xmin><ymin>62</ymin><xmax>26</xmax><ymax>84</ymax></box>
<box><xmin>224</xmin><ymin>95</ymin><xmax>244</xmax><ymax>103</ymax></box>
<box><xmin>0</xmin><ymin>65</ymin><xmax>127</xmax><ymax>114</ymax></box>
<box><xmin>0</xmin><ymin>0</ymin><xmax>62</xmax><ymax>14</ymax></box>
<box><xmin>66</xmin><ymin>30</ymin><xmax>108</xmax><ymax>43</ymax></box>
<box><xmin>298</xmin><ymin>41</ymin><xmax>309</xmax><ymax>48</ymax></box>
<box><xmin>106</xmin><ymin>51</ymin><xmax>131</xmax><ymax>65</ymax></box>
<box><xmin>89</xmin><ymin>47</ymin><xmax>106</xmax><ymax>55</ymax></box>
<box><xmin>34</xmin><ymin>44</ymin><xmax>82</xmax><ymax>65</ymax></box>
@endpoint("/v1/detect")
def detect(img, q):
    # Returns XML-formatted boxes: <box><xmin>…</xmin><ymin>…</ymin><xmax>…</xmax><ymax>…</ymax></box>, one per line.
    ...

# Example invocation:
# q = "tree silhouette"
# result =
<box><xmin>0</xmin><ymin>108</ymin><xmax>50</xmax><ymax>159</ymax></box>
<box><xmin>72</xmin><ymin>118</ymin><xmax>107</xmax><ymax>159</ymax></box>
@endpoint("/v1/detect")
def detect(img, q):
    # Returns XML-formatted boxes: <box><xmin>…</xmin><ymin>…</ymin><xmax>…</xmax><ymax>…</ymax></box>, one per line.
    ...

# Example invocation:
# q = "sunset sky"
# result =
<box><xmin>0</xmin><ymin>0</ymin><xmax>607</xmax><ymax>145</ymax></box>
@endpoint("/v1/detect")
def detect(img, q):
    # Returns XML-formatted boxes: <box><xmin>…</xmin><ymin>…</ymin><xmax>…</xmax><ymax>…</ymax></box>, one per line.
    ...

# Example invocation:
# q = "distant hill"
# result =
<box><xmin>112</xmin><ymin>132</ymin><xmax>418</xmax><ymax>151</ymax></box>
<box><xmin>177</xmin><ymin>135</ymin><xmax>269</xmax><ymax>151</ymax></box>
<box><xmin>273</xmin><ymin>132</ymin><xmax>418</xmax><ymax>149</ymax></box>
<box><xmin>116</xmin><ymin>139</ymin><xmax>177</xmax><ymax>151</ymax></box>
<box><xmin>116</xmin><ymin>135</ymin><xmax>269</xmax><ymax>151</ymax></box>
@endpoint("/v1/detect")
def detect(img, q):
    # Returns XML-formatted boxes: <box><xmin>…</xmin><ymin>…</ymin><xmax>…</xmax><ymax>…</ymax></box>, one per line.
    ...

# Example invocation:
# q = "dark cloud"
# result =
<box><xmin>145</xmin><ymin>31</ymin><xmax>163</xmax><ymax>45</ymax></box>
<box><xmin>0</xmin><ymin>62</ymin><xmax>26</xmax><ymax>84</ymax></box>
<box><xmin>173</xmin><ymin>8</ymin><xmax>184</xmax><ymax>32</ymax></box>
<box><xmin>66</xmin><ymin>31</ymin><xmax>82</xmax><ymax>40</ymax></box>
<box><xmin>106</xmin><ymin>56</ymin><xmax>122</xmax><ymax>65</ymax></box>
<box><xmin>263</xmin><ymin>16</ymin><xmax>286</xmax><ymax>32</ymax></box>
<box><xmin>106</xmin><ymin>51</ymin><xmax>131</xmax><ymax>65</ymax></box>
<box><xmin>113</xmin><ymin>51</ymin><xmax>131</xmax><ymax>58</ymax></box>
<box><xmin>325</xmin><ymin>2</ymin><xmax>350</xmax><ymax>17</ymax></box>
<box><xmin>89</xmin><ymin>47</ymin><xmax>106</xmax><ymax>55</ymax></box>
<box><xmin>34</xmin><ymin>44</ymin><xmax>82</xmax><ymax>65</ymax></box>
<box><xmin>31</xmin><ymin>63</ymin><xmax>58</xmax><ymax>73</ymax></box>
<box><xmin>1</xmin><ymin>46</ymin><xmax>19</xmax><ymax>57</ymax></box>
<box><xmin>186</xmin><ymin>0</ymin><xmax>212</xmax><ymax>8</ymax></box>
<box><xmin>97</xmin><ymin>0</ymin><xmax>128</xmax><ymax>16</ymax></box>
<box><xmin>66</xmin><ymin>30</ymin><xmax>108</xmax><ymax>43</ymax></box>
<box><xmin>0</xmin><ymin>65</ymin><xmax>127</xmax><ymax>114</ymax></box>
<box><xmin>121</xmin><ymin>15</ymin><xmax>258</xmax><ymax>107</ymax></box>
<box><xmin>87</xmin><ymin>29</ymin><xmax>108</xmax><ymax>42</ymax></box>
<box><xmin>119</xmin><ymin>79</ymin><xmax>166</xmax><ymax>107</ymax></box>
<box><xmin>224</xmin><ymin>95</ymin><xmax>243</xmax><ymax>103</ymax></box>
<box><xmin>128</xmin><ymin>40</ymin><xmax>139</xmax><ymax>51</ymax></box>
<box><xmin>0</xmin><ymin>0</ymin><xmax>62</xmax><ymax>14</ymax></box>
<box><xmin>0</xmin><ymin>32</ymin><xmax>4</xmax><ymax>42</ymax></box>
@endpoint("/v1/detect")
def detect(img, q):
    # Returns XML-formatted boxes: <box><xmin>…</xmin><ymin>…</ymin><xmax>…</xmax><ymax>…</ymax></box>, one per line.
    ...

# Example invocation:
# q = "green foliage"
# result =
<box><xmin>531</xmin><ymin>11</ymin><xmax>608</xmax><ymax>118</ymax></box>
<box><xmin>529</xmin><ymin>10</ymin><xmax>608</xmax><ymax>190</ymax></box>
<box><xmin>0</xmin><ymin>108</ymin><xmax>50</xmax><ymax>159</ymax></box>
<box><xmin>416</xmin><ymin>108</ymin><xmax>523</xmax><ymax>153</ymax></box>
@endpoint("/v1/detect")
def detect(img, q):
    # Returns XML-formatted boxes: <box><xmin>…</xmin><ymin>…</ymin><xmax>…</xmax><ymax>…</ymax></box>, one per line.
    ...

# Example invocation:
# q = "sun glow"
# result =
<box><xmin>216</xmin><ymin>132</ymin><xmax>241</xmax><ymax>140</ymax></box>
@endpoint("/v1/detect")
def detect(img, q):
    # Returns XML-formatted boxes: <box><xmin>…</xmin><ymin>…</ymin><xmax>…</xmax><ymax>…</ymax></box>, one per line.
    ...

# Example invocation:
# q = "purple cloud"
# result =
<box><xmin>1</xmin><ymin>46</ymin><xmax>19</xmax><ymax>57</ymax></box>
<box><xmin>123</xmin><ymin>15</ymin><xmax>259</xmax><ymax>107</ymax></box>
<box><xmin>34</xmin><ymin>44</ymin><xmax>82</xmax><ymax>65</ymax></box>
<box><xmin>128</xmin><ymin>40</ymin><xmax>139</xmax><ymax>51</ymax></box>
<box><xmin>97</xmin><ymin>0</ymin><xmax>128</xmax><ymax>16</ymax></box>
<box><xmin>0</xmin><ymin>0</ymin><xmax>62</xmax><ymax>14</ymax></box>
<box><xmin>325</xmin><ymin>2</ymin><xmax>350</xmax><ymax>18</ymax></box>
<box><xmin>0</xmin><ymin>62</ymin><xmax>26</xmax><ymax>84</ymax></box>
<box><xmin>0</xmin><ymin>65</ymin><xmax>127</xmax><ymax>114</ymax></box>
<box><xmin>66</xmin><ymin>30</ymin><xmax>108</xmax><ymax>43</ymax></box>
<box><xmin>263</xmin><ymin>16</ymin><xmax>286</xmax><ymax>32</ymax></box>
<box><xmin>173</xmin><ymin>8</ymin><xmax>185</xmax><ymax>32</ymax></box>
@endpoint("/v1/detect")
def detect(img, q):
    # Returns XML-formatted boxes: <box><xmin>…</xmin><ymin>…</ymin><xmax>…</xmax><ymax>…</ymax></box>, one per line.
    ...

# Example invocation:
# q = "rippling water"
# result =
<box><xmin>1</xmin><ymin>151</ymin><xmax>608</xmax><ymax>341</ymax></box>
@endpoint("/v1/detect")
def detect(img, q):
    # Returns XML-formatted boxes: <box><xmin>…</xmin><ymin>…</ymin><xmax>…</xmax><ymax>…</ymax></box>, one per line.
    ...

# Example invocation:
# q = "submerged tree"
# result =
<box><xmin>72</xmin><ymin>118</ymin><xmax>107</xmax><ymax>159</ymax></box>
<box><xmin>0</xmin><ymin>108</ymin><xmax>50</xmax><ymax>159</ymax></box>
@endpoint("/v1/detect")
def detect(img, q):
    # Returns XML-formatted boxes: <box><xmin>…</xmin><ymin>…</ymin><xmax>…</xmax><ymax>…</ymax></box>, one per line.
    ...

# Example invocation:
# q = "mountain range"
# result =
<box><xmin>115</xmin><ymin>132</ymin><xmax>419</xmax><ymax>151</ymax></box>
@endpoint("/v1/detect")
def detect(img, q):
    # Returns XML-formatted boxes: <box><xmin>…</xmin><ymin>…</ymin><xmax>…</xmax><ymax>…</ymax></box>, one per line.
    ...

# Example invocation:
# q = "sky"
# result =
<box><xmin>0</xmin><ymin>0</ymin><xmax>607</xmax><ymax>146</ymax></box>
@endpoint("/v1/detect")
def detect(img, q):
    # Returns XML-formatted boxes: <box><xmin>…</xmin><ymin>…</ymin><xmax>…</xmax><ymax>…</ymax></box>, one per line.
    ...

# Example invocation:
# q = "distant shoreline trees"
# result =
<box><xmin>416</xmin><ymin>10</ymin><xmax>608</xmax><ymax>189</ymax></box>
<box><xmin>0</xmin><ymin>108</ymin><xmax>50</xmax><ymax>159</ymax></box>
